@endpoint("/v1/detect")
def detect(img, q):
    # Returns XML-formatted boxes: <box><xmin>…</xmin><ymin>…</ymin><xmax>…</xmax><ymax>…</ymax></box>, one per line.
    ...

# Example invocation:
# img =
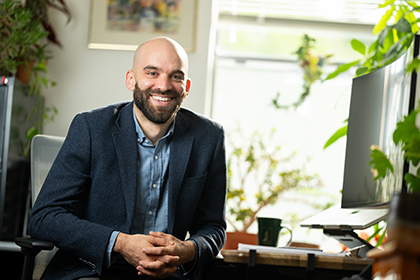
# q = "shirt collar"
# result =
<box><xmin>132</xmin><ymin>108</ymin><xmax>175</xmax><ymax>145</ymax></box>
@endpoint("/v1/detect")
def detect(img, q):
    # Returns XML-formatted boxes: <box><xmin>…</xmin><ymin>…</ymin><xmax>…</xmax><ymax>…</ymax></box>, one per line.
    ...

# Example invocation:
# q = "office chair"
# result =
<box><xmin>15</xmin><ymin>134</ymin><xmax>65</xmax><ymax>280</ymax></box>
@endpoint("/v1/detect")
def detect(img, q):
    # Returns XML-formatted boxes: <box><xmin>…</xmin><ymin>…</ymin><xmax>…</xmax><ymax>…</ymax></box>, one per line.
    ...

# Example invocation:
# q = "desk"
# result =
<box><xmin>199</xmin><ymin>250</ymin><xmax>373</xmax><ymax>280</ymax></box>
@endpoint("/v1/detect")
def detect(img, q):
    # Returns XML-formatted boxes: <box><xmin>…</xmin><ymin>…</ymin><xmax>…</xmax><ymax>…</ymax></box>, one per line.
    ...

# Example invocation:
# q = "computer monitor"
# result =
<box><xmin>341</xmin><ymin>34</ymin><xmax>419</xmax><ymax>208</ymax></box>
<box><xmin>300</xmin><ymin>35</ymin><xmax>419</xmax><ymax>257</ymax></box>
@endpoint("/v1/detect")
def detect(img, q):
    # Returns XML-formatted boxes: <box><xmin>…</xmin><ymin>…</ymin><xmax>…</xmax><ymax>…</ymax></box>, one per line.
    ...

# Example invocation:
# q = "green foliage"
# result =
<box><xmin>226</xmin><ymin>128</ymin><xmax>322</xmax><ymax>232</ymax></box>
<box><xmin>365</xmin><ymin>222</ymin><xmax>387</xmax><ymax>247</ymax></box>
<box><xmin>369</xmin><ymin>103</ymin><xmax>420</xmax><ymax>192</ymax></box>
<box><xmin>0</xmin><ymin>0</ymin><xmax>50</xmax><ymax>76</ymax></box>
<box><xmin>324</xmin><ymin>1</ymin><xmax>420</xmax><ymax>149</ymax></box>
<box><xmin>369</xmin><ymin>146</ymin><xmax>394</xmax><ymax>180</ymax></box>
<box><xmin>0</xmin><ymin>0</ymin><xmax>65</xmax><ymax>157</ymax></box>
<box><xmin>323</xmin><ymin>122</ymin><xmax>348</xmax><ymax>149</ymax></box>
<box><xmin>272</xmin><ymin>34</ymin><xmax>332</xmax><ymax>110</ymax></box>
<box><xmin>323</xmin><ymin>0</ymin><xmax>420</xmax><ymax>81</ymax></box>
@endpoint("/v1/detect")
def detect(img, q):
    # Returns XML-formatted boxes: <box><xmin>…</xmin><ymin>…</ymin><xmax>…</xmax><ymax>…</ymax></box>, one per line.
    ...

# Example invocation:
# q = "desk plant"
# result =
<box><xmin>226</xmin><ymin>128</ymin><xmax>323</xmax><ymax>233</ymax></box>
<box><xmin>0</xmin><ymin>0</ymin><xmax>71</xmax><ymax>156</ymax></box>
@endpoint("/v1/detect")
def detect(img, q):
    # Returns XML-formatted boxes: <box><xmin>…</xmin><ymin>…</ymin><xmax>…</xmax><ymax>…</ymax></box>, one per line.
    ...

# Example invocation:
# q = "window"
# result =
<box><xmin>212</xmin><ymin>0</ymin><xmax>381</xmax><ymax>249</ymax></box>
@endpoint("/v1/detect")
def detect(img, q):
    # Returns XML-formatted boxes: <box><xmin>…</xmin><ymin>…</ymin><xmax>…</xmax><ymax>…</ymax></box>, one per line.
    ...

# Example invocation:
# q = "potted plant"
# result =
<box><xmin>0</xmin><ymin>0</ymin><xmax>70</xmax><ymax>242</ymax></box>
<box><xmin>0</xmin><ymin>0</ymin><xmax>71</xmax><ymax>156</ymax></box>
<box><xmin>224</xmin><ymin>128</ymin><xmax>323</xmax><ymax>249</ymax></box>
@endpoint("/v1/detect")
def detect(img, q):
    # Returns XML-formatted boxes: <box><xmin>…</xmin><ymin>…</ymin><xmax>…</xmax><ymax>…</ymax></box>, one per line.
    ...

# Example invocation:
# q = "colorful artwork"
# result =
<box><xmin>107</xmin><ymin>0</ymin><xmax>181</xmax><ymax>33</ymax></box>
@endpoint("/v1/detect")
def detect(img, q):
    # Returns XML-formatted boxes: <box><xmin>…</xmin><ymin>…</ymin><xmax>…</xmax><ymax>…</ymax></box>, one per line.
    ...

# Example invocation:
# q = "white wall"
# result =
<box><xmin>43</xmin><ymin>0</ymin><xmax>216</xmax><ymax>137</ymax></box>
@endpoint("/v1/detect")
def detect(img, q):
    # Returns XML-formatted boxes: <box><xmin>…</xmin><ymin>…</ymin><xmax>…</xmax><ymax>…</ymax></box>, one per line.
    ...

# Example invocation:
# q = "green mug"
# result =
<box><xmin>257</xmin><ymin>217</ymin><xmax>293</xmax><ymax>247</ymax></box>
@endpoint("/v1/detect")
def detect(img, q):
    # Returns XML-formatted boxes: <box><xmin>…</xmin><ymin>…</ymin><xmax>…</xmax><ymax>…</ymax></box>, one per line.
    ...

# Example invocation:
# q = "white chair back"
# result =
<box><xmin>30</xmin><ymin>134</ymin><xmax>65</xmax><ymax>280</ymax></box>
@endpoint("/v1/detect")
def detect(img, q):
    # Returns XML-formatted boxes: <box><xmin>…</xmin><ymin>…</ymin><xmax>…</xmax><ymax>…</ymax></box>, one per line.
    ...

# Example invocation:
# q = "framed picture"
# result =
<box><xmin>88</xmin><ymin>0</ymin><xmax>197</xmax><ymax>52</ymax></box>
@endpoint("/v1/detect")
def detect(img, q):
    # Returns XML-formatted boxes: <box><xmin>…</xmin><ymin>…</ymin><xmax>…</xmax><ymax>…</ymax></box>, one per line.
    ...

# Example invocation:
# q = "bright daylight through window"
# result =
<box><xmin>211</xmin><ymin>0</ymin><xmax>384</xmax><ymax>249</ymax></box>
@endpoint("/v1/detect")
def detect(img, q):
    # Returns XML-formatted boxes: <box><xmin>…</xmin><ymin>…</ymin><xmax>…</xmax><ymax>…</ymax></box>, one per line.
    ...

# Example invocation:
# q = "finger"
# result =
<box><xmin>159</xmin><ymin>255</ymin><xmax>180</xmax><ymax>266</ymax></box>
<box><xmin>149</xmin><ymin>231</ymin><xmax>175</xmax><ymax>244</ymax></box>
<box><xmin>138</xmin><ymin>259</ymin><xmax>166</xmax><ymax>270</ymax></box>
<box><xmin>141</xmin><ymin>254</ymin><xmax>180</xmax><ymax>267</ymax></box>
<box><xmin>136</xmin><ymin>263</ymin><xmax>162</xmax><ymax>277</ymax></box>
<box><xmin>143</xmin><ymin>245</ymin><xmax>171</xmax><ymax>255</ymax></box>
<box><xmin>147</xmin><ymin>235</ymin><xmax>172</xmax><ymax>247</ymax></box>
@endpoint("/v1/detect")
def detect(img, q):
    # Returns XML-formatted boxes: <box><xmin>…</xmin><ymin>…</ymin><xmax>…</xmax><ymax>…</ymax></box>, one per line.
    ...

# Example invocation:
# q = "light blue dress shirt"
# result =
<box><xmin>105</xmin><ymin>110</ymin><xmax>197</xmax><ymax>276</ymax></box>
<box><xmin>105</xmin><ymin>110</ymin><xmax>173</xmax><ymax>265</ymax></box>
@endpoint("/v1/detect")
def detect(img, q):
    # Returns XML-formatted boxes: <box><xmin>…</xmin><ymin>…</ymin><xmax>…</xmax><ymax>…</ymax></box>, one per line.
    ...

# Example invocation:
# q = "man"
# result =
<box><xmin>29</xmin><ymin>37</ymin><xmax>227</xmax><ymax>280</ymax></box>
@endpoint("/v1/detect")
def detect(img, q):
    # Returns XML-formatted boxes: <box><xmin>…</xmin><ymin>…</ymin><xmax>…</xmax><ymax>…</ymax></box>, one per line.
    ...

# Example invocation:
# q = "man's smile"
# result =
<box><xmin>151</xmin><ymin>95</ymin><xmax>174</xmax><ymax>102</ymax></box>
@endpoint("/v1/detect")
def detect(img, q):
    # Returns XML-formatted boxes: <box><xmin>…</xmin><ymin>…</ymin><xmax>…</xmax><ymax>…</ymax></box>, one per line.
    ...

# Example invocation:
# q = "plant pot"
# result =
<box><xmin>386</xmin><ymin>192</ymin><xmax>420</xmax><ymax>246</ymax></box>
<box><xmin>223</xmin><ymin>231</ymin><xmax>258</xmax><ymax>250</ymax></box>
<box><xmin>16</xmin><ymin>60</ymin><xmax>34</xmax><ymax>85</ymax></box>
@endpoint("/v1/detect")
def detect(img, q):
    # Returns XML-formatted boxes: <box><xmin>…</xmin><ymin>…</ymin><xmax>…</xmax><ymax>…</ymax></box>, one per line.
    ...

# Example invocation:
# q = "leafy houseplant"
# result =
<box><xmin>0</xmin><ymin>0</ymin><xmax>70</xmax><ymax>156</ymax></box>
<box><xmin>272</xmin><ymin>34</ymin><xmax>332</xmax><ymax>110</ymax></box>
<box><xmin>226</xmin><ymin>128</ymin><xmax>322</xmax><ymax>233</ymax></box>
<box><xmin>370</xmin><ymin>102</ymin><xmax>420</xmax><ymax>192</ymax></box>
<box><xmin>323</xmin><ymin>0</ymin><xmax>420</xmax><ymax>149</ymax></box>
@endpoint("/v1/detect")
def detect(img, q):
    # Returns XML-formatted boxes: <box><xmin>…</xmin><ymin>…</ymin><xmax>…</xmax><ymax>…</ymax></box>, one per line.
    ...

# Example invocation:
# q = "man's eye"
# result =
<box><xmin>173</xmin><ymin>75</ymin><xmax>183</xmax><ymax>80</ymax></box>
<box><xmin>148</xmin><ymin>72</ymin><xmax>157</xmax><ymax>76</ymax></box>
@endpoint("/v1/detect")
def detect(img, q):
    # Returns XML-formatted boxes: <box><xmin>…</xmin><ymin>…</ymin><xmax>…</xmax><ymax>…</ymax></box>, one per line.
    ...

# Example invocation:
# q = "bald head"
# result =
<box><xmin>132</xmin><ymin>37</ymin><xmax>189</xmax><ymax>75</ymax></box>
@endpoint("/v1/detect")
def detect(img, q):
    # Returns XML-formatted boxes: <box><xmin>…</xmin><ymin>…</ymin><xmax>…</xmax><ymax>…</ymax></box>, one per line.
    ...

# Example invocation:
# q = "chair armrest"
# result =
<box><xmin>15</xmin><ymin>237</ymin><xmax>54</xmax><ymax>255</ymax></box>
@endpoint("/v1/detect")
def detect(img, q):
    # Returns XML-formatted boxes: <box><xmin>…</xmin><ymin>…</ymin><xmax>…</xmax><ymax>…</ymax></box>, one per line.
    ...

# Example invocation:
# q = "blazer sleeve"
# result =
<box><xmin>28</xmin><ymin>113</ymin><xmax>115</xmax><ymax>275</ymax></box>
<box><xmin>187</xmin><ymin>128</ymin><xmax>227</xmax><ymax>273</ymax></box>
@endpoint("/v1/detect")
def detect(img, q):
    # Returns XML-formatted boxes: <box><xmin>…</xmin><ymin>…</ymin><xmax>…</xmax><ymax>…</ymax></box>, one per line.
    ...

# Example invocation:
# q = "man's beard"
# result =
<box><xmin>133</xmin><ymin>83</ymin><xmax>184</xmax><ymax>124</ymax></box>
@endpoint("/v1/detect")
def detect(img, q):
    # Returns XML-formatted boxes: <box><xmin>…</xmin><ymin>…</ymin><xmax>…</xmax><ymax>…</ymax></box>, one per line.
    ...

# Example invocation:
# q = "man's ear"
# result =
<box><xmin>184</xmin><ymin>79</ymin><xmax>191</xmax><ymax>99</ymax></box>
<box><xmin>125</xmin><ymin>70</ymin><xmax>135</xmax><ymax>91</ymax></box>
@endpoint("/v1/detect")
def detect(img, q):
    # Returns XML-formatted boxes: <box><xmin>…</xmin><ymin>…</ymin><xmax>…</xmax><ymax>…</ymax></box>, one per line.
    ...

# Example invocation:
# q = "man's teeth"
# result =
<box><xmin>152</xmin><ymin>96</ymin><xmax>172</xmax><ymax>101</ymax></box>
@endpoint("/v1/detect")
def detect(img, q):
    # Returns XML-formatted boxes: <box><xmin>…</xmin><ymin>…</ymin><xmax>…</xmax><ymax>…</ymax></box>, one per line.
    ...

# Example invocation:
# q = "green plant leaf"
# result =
<box><xmin>323</xmin><ymin>60</ymin><xmax>360</xmax><ymax>81</ymax></box>
<box><xmin>404</xmin><ymin>173</ymin><xmax>420</xmax><ymax>192</ymax></box>
<box><xmin>355</xmin><ymin>66</ymin><xmax>369</xmax><ymax>76</ymax></box>
<box><xmin>378</xmin><ymin>0</ymin><xmax>396</xmax><ymax>8</ymax></box>
<box><xmin>407</xmin><ymin>57</ymin><xmax>420</xmax><ymax>73</ymax></box>
<box><xmin>25</xmin><ymin>126</ymin><xmax>39</xmax><ymax>140</ymax></box>
<box><xmin>382</xmin><ymin>33</ymin><xmax>414</xmax><ymax>64</ymax></box>
<box><xmin>323</xmin><ymin>124</ymin><xmax>348</xmax><ymax>149</ymax></box>
<box><xmin>368</xmin><ymin>39</ymin><xmax>379</xmax><ymax>54</ymax></box>
<box><xmin>369</xmin><ymin>147</ymin><xmax>394</xmax><ymax>180</ymax></box>
<box><xmin>376</xmin><ymin>230</ymin><xmax>386</xmax><ymax>247</ymax></box>
<box><xmin>351</xmin><ymin>39</ymin><xmax>366</xmax><ymax>55</ymax></box>
<box><xmin>366</xmin><ymin>224</ymin><xmax>384</xmax><ymax>242</ymax></box>
<box><xmin>392</xmin><ymin>17</ymin><xmax>412</xmax><ymax>33</ymax></box>
<box><xmin>393</xmin><ymin>109</ymin><xmax>420</xmax><ymax>146</ymax></box>
<box><xmin>406</xmin><ymin>2</ymin><xmax>419</xmax><ymax>9</ymax></box>
<box><xmin>374</xmin><ymin>6</ymin><xmax>396</xmax><ymax>34</ymax></box>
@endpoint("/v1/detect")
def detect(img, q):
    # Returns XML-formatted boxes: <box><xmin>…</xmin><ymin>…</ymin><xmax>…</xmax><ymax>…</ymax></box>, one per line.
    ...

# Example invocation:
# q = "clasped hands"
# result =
<box><xmin>114</xmin><ymin>231</ymin><xmax>196</xmax><ymax>279</ymax></box>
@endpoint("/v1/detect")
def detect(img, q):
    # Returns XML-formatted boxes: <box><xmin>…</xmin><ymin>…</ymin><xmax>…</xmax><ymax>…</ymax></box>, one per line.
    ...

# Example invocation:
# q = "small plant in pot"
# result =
<box><xmin>224</xmin><ymin>128</ymin><xmax>322</xmax><ymax>249</ymax></box>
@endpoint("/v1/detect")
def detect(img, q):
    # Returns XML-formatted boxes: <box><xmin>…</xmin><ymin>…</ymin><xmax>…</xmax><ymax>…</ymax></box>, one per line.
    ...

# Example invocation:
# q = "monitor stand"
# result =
<box><xmin>300</xmin><ymin>205</ymin><xmax>389</xmax><ymax>258</ymax></box>
<box><xmin>323</xmin><ymin>228</ymin><xmax>374</xmax><ymax>258</ymax></box>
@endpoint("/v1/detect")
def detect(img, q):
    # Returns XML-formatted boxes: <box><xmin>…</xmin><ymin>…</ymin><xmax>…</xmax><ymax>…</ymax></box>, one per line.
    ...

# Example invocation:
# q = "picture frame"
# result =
<box><xmin>88</xmin><ymin>0</ymin><xmax>197</xmax><ymax>52</ymax></box>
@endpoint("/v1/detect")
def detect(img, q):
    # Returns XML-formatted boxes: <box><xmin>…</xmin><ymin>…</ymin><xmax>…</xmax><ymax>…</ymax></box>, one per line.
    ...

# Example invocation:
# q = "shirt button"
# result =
<box><xmin>137</xmin><ymin>138</ymin><xmax>140</xmax><ymax>142</ymax></box>
<box><xmin>148</xmin><ymin>211</ymin><xmax>153</xmax><ymax>216</ymax></box>
<box><xmin>152</xmin><ymin>184</ymin><xmax>157</xmax><ymax>188</ymax></box>
<box><xmin>145</xmin><ymin>140</ymin><xmax>149</xmax><ymax>143</ymax></box>
<box><xmin>154</xmin><ymin>155</ymin><xmax>158</xmax><ymax>160</ymax></box>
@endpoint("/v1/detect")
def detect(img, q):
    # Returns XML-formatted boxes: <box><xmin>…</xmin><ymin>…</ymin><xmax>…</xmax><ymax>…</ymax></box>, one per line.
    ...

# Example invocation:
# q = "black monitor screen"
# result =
<box><xmin>341</xmin><ymin>36</ymin><xmax>418</xmax><ymax>208</ymax></box>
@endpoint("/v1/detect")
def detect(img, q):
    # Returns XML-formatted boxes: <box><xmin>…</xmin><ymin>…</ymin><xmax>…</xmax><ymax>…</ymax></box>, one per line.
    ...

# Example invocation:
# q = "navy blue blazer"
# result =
<box><xmin>29</xmin><ymin>102</ymin><xmax>227</xmax><ymax>280</ymax></box>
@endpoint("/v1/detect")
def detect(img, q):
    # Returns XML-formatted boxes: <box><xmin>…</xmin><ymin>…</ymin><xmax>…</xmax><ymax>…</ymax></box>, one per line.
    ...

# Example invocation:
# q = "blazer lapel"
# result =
<box><xmin>112</xmin><ymin>103</ymin><xmax>138</xmax><ymax>232</ymax></box>
<box><xmin>167</xmin><ymin>112</ymin><xmax>194</xmax><ymax>233</ymax></box>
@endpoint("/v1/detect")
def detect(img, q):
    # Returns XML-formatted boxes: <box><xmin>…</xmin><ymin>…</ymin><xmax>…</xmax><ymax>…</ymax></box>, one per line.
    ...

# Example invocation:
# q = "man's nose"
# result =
<box><xmin>155</xmin><ymin>75</ymin><xmax>172</xmax><ymax>92</ymax></box>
